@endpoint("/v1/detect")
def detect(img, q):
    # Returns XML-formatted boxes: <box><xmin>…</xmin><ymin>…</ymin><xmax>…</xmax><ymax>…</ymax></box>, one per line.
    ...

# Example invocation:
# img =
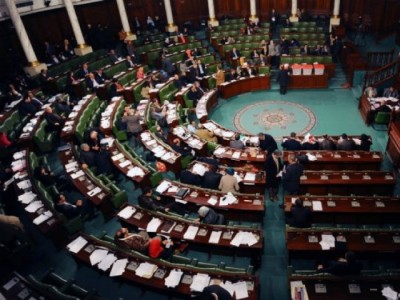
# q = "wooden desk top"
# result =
<box><xmin>218</xmin><ymin>76</ymin><xmax>270</xmax><ymax>99</ymax></box>
<box><xmin>172</xmin><ymin>126</ymin><xmax>207</xmax><ymax>152</ymax></box>
<box><xmin>284</xmin><ymin>195</ymin><xmax>400</xmax><ymax>214</ymax></box>
<box><xmin>194</xmin><ymin>90</ymin><xmax>218</xmax><ymax>121</ymax></box>
<box><xmin>213</xmin><ymin>146</ymin><xmax>267</xmax><ymax>165</ymax></box>
<box><xmin>60</xmin><ymin>94</ymin><xmax>94</xmax><ymax>139</ymax></box>
<box><xmin>156</xmin><ymin>178</ymin><xmax>265</xmax><ymax>213</ymax></box>
<box><xmin>140</xmin><ymin>131</ymin><xmax>181</xmax><ymax>166</ymax></box>
<box><xmin>289</xmin><ymin>276</ymin><xmax>400</xmax><ymax>300</ymax></box>
<box><xmin>301</xmin><ymin>171</ymin><xmax>396</xmax><ymax>185</ymax></box>
<box><xmin>99</xmin><ymin>97</ymin><xmax>124</xmax><ymax>136</ymax></box>
<box><xmin>68</xmin><ymin>233</ymin><xmax>259</xmax><ymax>299</ymax></box>
<box><xmin>283</xmin><ymin>151</ymin><xmax>382</xmax><ymax>164</ymax></box>
<box><xmin>187</xmin><ymin>161</ymin><xmax>266</xmax><ymax>187</ymax></box>
<box><xmin>286</xmin><ymin>228</ymin><xmax>400</xmax><ymax>252</ymax></box>
<box><xmin>118</xmin><ymin>204</ymin><xmax>263</xmax><ymax>251</ymax></box>
<box><xmin>58</xmin><ymin>143</ymin><xmax>110</xmax><ymax>206</ymax></box>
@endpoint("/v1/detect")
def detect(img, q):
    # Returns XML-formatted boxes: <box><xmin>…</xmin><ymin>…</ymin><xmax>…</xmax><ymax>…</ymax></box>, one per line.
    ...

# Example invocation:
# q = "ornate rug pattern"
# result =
<box><xmin>233</xmin><ymin>101</ymin><xmax>316</xmax><ymax>140</ymax></box>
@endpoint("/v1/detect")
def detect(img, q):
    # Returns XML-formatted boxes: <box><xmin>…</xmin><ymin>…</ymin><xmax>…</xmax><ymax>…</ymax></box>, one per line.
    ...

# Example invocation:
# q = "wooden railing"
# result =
<box><xmin>362</xmin><ymin>58</ymin><xmax>400</xmax><ymax>90</ymax></box>
<box><xmin>367</xmin><ymin>49</ymin><xmax>395</xmax><ymax>69</ymax></box>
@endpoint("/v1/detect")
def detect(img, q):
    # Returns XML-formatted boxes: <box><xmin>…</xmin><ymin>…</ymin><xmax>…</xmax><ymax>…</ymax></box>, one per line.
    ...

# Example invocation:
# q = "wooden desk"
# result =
<box><xmin>282</xmin><ymin>135</ymin><xmax>370</xmax><ymax>149</ymax></box>
<box><xmin>284</xmin><ymin>195</ymin><xmax>400</xmax><ymax>224</ymax></box>
<box><xmin>171</xmin><ymin>126</ymin><xmax>208</xmax><ymax>157</ymax></box>
<box><xmin>109</xmin><ymin>141</ymin><xmax>151</xmax><ymax>187</ymax></box>
<box><xmin>219</xmin><ymin>76</ymin><xmax>271</xmax><ymax>99</ymax></box>
<box><xmin>194</xmin><ymin>90</ymin><xmax>218</xmax><ymax>123</ymax></box>
<box><xmin>140</xmin><ymin>131</ymin><xmax>182</xmax><ymax>174</ymax></box>
<box><xmin>213</xmin><ymin>146</ymin><xmax>267</xmax><ymax>170</ymax></box>
<box><xmin>156</xmin><ymin>178</ymin><xmax>265</xmax><ymax>222</ymax></box>
<box><xmin>289</xmin><ymin>276</ymin><xmax>400</xmax><ymax>300</ymax></box>
<box><xmin>386</xmin><ymin>121</ymin><xmax>400</xmax><ymax>168</ymax></box>
<box><xmin>201</xmin><ymin>120</ymin><xmax>260</xmax><ymax>147</ymax></box>
<box><xmin>286</xmin><ymin>228</ymin><xmax>400</xmax><ymax>253</ymax></box>
<box><xmin>99</xmin><ymin>97</ymin><xmax>124</xmax><ymax>136</ymax></box>
<box><xmin>288</xmin><ymin>73</ymin><xmax>329</xmax><ymax>89</ymax></box>
<box><xmin>187</xmin><ymin>161</ymin><xmax>266</xmax><ymax>195</ymax></box>
<box><xmin>60</xmin><ymin>94</ymin><xmax>94</xmax><ymax>140</ymax></box>
<box><xmin>283</xmin><ymin>151</ymin><xmax>383</xmax><ymax>171</ymax></box>
<box><xmin>68</xmin><ymin>234</ymin><xmax>259</xmax><ymax>299</ymax></box>
<box><xmin>118</xmin><ymin>204</ymin><xmax>263</xmax><ymax>258</ymax></box>
<box><xmin>358</xmin><ymin>94</ymin><xmax>399</xmax><ymax>125</ymax></box>
<box><xmin>300</xmin><ymin>171</ymin><xmax>396</xmax><ymax>196</ymax></box>
<box><xmin>165</xmin><ymin>101</ymin><xmax>180</xmax><ymax>128</ymax></box>
<box><xmin>58</xmin><ymin>143</ymin><xmax>114</xmax><ymax>218</ymax></box>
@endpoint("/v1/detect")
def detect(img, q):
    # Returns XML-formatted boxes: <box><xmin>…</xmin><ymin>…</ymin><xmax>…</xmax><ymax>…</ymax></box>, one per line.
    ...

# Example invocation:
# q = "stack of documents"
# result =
<box><xmin>118</xmin><ymin>206</ymin><xmax>136</xmax><ymax>219</ymax></box>
<box><xmin>156</xmin><ymin>181</ymin><xmax>171</xmax><ymax>194</ymax></box>
<box><xmin>127</xmin><ymin>167</ymin><xmax>145</xmax><ymax>178</ymax></box>
<box><xmin>146</xmin><ymin>218</ymin><xmax>162</xmax><ymax>232</ymax></box>
<box><xmin>98</xmin><ymin>253</ymin><xmax>118</xmax><ymax>271</ymax></box>
<box><xmin>209</xmin><ymin>231</ymin><xmax>222</xmax><ymax>244</ymax></box>
<box><xmin>18</xmin><ymin>191</ymin><xmax>37</xmax><ymax>204</ymax></box>
<box><xmin>192</xmin><ymin>163</ymin><xmax>207</xmax><ymax>176</ymax></box>
<box><xmin>66</xmin><ymin>236</ymin><xmax>88</xmax><ymax>253</ymax></box>
<box><xmin>220</xmin><ymin>193</ymin><xmax>237</xmax><ymax>206</ymax></box>
<box><xmin>183</xmin><ymin>225</ymin><xmax>199</xmax><ymax>240</ymax></box>
<box><xmin>230</xmin><ymin>231</ymin><xmax>258</xmax><ymax>247</ymax></box>
<box><xmin>165</xmin><ymin>269</ymin><xmax>183</xmax><ymax>288</ymax></box>
<box><xmin>190</xmin><ymin>273</ymin><xmax>211</xmax><ymax>292</ymax></box>
<box><xmin>89</xmin><ymin>249</ymin><xmax>109</xmax><ymax>266</ymax></box>
<box><xmin>135</xmin><ymin>262</ymin><xmax>157</xmax><ymax>279</ymax></box>
<box><xmin>109</xmin><ymin>259</ymin><xmax>128</xmax><ymax>277</ymax></box>
<box><xmin>319</xmin><ymin>234</ymin><xmax>335</xmax><ymax>250</ymax></box>
<box><xmin>33</xmin><ymin>211</ymin><xmax>53</xmax><ymax>225</ymax></box>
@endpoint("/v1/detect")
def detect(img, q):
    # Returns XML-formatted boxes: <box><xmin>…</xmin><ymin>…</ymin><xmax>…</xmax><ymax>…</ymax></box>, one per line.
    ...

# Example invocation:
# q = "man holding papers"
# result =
<box><xmin>54</xmin><ymin>194</ymin><xmax>96</xmax><ymax>220</ymax></box>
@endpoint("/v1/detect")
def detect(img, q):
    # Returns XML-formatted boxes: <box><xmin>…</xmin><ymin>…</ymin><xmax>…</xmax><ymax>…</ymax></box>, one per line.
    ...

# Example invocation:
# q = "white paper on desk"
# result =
<box><xmin>156</xmin><ymin>181</ymin><xmax>170</xmax><ymax>194</ymax></box>
<box><xmin>209</xmin><ymin>231</ymin><xmax>222</xmax><ymax>244</ymax></box>
<box><xmin>320</xmin><ymin>234</ymin><xmax>335</xmax><ymax>250</ymax></box>
<box><xmin>190</xmin><ymin>273</ymin><xmax>211</xmax><ymax>292</ymax></box>
<box><xmin>230</xmin><ymin>231</ymin><xmax>258</xmax><ymax>247</ymax></box>
<box><xmin>221</xmin><ymin>281</ymin><xmax>235</xmax><ymax>296</ymax></box>
<box><xmin>249</xmin><ymin>136</ymin><xmax>259</xmax><ymax>145</ymax></box>
<box><xmin>33</xmin><ymin>211</ymin><xmax>53</xmax><ymax>225</ymax></box>
<box><xmin>118</xmin><ymin>206</ymin><xmax>136</xmax><ymax>219</ymax></box>
<box><xmin>207</xmin><ymin>196</ymin><xmax>218</xmax><ymax>206</ymax></box>
<box><xmin>98</xmin><ymin>253</ymin><xmax>118</xmax><ymax>271</ymax></box>
<box><xmin>193</xmin><ymin>163</ymin><xmax>207</xmax><ymax>176</ymax></box>
<box><xmin>234</xmin><ymin>173</ymin><xmax>243</xmax><ymax>183</ymax></box>
<box><xmin>381</xmin><ymin>286</ymin><xmax>399</xmax><ymax>300</ymax></box>
<box><xmin>183</xmin><ymin>225</ymin><xmax>199</xmax><ymax>240</ymax></box>
<box><xmin>25</xmin><ymin>201</ymin><xmax>43</xmax><ymax>213</ymax></box>
<box><xmin>66</xmin><ymin>236</ymin><xmax>88</xmax><ymax>253</ymax></box>
<box><xmin>213</xmin><ymin>147</ymin><xmax>226</xmax><ymax>156</ymax></box>
<box><xmin>18</xmin><ymin>192</ymin><xmax>37</xmax><ymax>204</ymax></box>
<box><xmin>306</xmin><ymin>153</ymin><xmax>317</xmax><ymax>161</ymax></box>
<box><xmin>167</xmin><ymin>185</ymin><xmax>178</xmax><ymax>193</ymax></box>
<box><xmin>11</xmin><ymin>159</ymin><xmax>26</xmax><ymax>172</ymax></box>
<box><xmin>89</xmin><ymin>249</ymin><xmax>109</xmax><ymax>266</ymax></box>
<box><xmin>312</xmin><ymin>201</ymin><xmax>323</xmax><ymax>211</ymax></box>
<box><xmin>127</xmin><ymin>167</ymin><xmax>145</xmax><ymax>178</ymax></box>
<box><xmin>71</xmin><ymin>170</ymin><xmax>85</xmax><ymax>179</ymax></box>
<box><xmin>112</xmin><ymin>153</ymin><xmax>124</xmax><ymax>161</ymax></box>
<box><xmin>165</xmin><ymin>269</ymin><xmax>183</xmax><ymax>288</ymax></box>
<box><xmin>135</xmin><ymin>262</ymin><xmax>157</xmax><ymax>278</ymax></box>
<box><xmin>119</xmin><ymin>160</ymin><xmax>132</xmax><ymax>168</ymax></box>
<box><xmin>13</xmin><ymin>151</ymin><xmax>26</xmax><ymax>160</ymax></box>
<box><xmin>65</xmin><ymin>161</ymin><xmax>78</xmax><ymax>171</ymax></box>
<box><xmin>220</xmin><ymin>193</ymin><xmax>237</xmax><ymax>206</ymax></box>
<box><xmin>244</xmin><ymin>172</ymin><xmax>256</xmax><ymax>181</ymax></box>
<box><xmin>232</xmin><ymin>152</ymin><xmax>241</xmax><ymax>159</ymax></box>
<box><xmin>203</xmin><ymin>122</ymin><xmax>217</xmax><ymax>131</ymax></box>
<box><xmin>17</xmin><ymin>180</ymin><xmax>31</xmax><ymax>190</ymax></box>
<box><xmin>147</xmin><ymin>217</ymin><xmax>162</xmax><ymax>232</ymax></box>
<box><xmin>100</xmin><ymin>138</ymin><xmax>114</xmax><ymax>147</ymax></box>
<box><xmin>233</xmin><ymin>281</ymin><xmax>249</xmax><ymax>300</ymax></box>
<box><xmin>141</xmin><ymin>132</ymin><xmax>151</xmax><ymax>141</ymax></box>
<box><xmin>161</xmin><ymin>152</ymin><xmax>173</xmax><ymax>161</ymax></box>
<box><xmin>87</xmin><ymin>187</ymin><xmax>101</xmax><ymax>197</ymax></box>
<box><xmin>154</xmin><ymin>148</ymin><xmax>166</xmax><ymax>158</ymax></box>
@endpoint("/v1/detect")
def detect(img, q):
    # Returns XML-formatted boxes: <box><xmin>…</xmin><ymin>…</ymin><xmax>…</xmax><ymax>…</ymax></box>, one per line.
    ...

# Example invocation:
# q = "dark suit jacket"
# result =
<box><xmin>282</xmin><ymin>163</ymin><xmax>304</xmax><ymax>194</ymax></box>
<box><xmin>202</xmin><ymin>171</ymin><xmax>222</xmax><ymax>190</ymax></box>
<box><xmin>265</xmin><ymin>155</ymin><xmax>283</xmax><ymax>188</ymax></box>
<box><xmin>281</xmin><ymin>138</ymin><xmax>302</xmax><ymax>150</ymax></box>
<box><xmin>301</xmin><ymin>142</ymin><xmax>319</xmax><ymax>150</ymax></box>
<box><xmin>180</xmin><ymin>170</ymin><xmax>202</xmax><ymax>186</ymax></box>
<box><xmin>196</xmin><ymin>63</ymin><xmax>207</xmax><ymax>77</ymax></box>
<box><xmin>320</xmin><ymin>261</ymin><xmax>362</xmax><ymax>276</ymax></box>
<box><xmin>277</xmin><ymin>69</ymin><xmax>290</xmax><ymax>86</ymax></box>
<box><xmin>337</xmin><ymin>139</ymin><xmax>355</xmax><ymax>151</ymax></box>
<box><xmin>230</xmin><ymin>50</ymin><xmax>241</xmax><ymax>59</ymax></box>
<box><xmin>259</xmin><ymin>134</ymin><xmax>278</xmax><ymax>153</ymax></box>
<box><xmin>288</xmin><ymin>206</ymin><xmax>312</xmax><ymax>228</ymax></box>
<box><xmin>55</xmin><ymin>203</ymin><xmax>81</xmax><ymax>219</ymax></box>
<box><xmin>44</xmin><ymin>112</ymin><xmax>64</xmax><ymax>131</ymax></box>
<box><xmin>78</xmin><ymin>68</ymin><xmax>89</xmax><ymax>79</ymax></box>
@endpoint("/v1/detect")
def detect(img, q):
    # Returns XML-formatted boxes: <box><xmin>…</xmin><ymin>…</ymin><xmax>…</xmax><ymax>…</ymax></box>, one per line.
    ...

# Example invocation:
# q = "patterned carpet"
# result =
<box><xmin>233</xmin><ymin>100</ymin><xmax>316</xmax><ymax>140</ymax></box>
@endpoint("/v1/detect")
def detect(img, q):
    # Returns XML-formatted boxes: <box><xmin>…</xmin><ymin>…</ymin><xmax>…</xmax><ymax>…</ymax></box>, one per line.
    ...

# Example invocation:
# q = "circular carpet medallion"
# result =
<box><xmin>233</xmin><ymin>101</ymin><xmax>316</xmax><ymax>140</ymax></box>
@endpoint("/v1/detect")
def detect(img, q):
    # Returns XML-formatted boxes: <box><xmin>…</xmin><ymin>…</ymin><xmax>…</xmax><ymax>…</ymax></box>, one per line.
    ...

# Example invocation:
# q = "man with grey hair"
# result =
<box><xmin>79</xmin><ymin>143</ymin><xmax>95</xmax><ymax>169</ymax></box>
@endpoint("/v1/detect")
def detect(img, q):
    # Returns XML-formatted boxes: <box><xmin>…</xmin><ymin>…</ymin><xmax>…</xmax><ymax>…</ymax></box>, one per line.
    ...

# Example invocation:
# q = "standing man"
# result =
<box><xmin>265</xmin><ymin>150</ymin><xmax>283</xmax><ymax>201</ymax></box>
<box><xmin>282</xmin><ymin>154</ymin><xmax>304</xmax><ymax>195</ymax></box>
<box><xmin>277</xmin><ymin>64</ymin><xmax>290</xmax><ymax>95</ymax></box>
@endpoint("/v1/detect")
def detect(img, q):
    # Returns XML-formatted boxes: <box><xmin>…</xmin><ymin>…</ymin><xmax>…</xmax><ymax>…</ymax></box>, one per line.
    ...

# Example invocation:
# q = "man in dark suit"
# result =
<box><xmin>95</xmin><ymin>144</ymin><xmax>116</xmax><ymax>176</ymax></box>
<box><xmin>161</xmin><ymin>54</ymin><xmax>175</xmax><ymax>76</ymax></box>
<box><xmin>196</xmin><ymin>59</ymin><xmax>207</xmax><ymax>78</ymax></box>
<box><xmin>94</xmin><ymin>69</ymin><xmax>107</xmax><ymax>84</ymax></box>
<box><xmin>287</xmin><ymin>198</ymin><xmax>311</xmax><ymax>227</ymax></box>
<box><xmin>187</xmin><ymin>65</ymin><xmax>198</xmax><ymax>83</ymax></box>
<box><xmin>180</xmin><ymin>169</ymin><xmax>202</xmax><ymax>186</ymax></box>
<box><xmin>281</xmin><ymin>132</ymin><xmax>302</xmax><ymax>150</ymax></box>
<box><xmin>202</xmin><ymin>165</ymin><xmax>222</xmax><ymax>190</ymax></box>
<box><xmin>78</xmin><ymin>63</ymin><xmax>90</xmax><ymax>79</ymax></box>
<box><xmin>19</xmin><ymin>94</ymin><xmax>40</xmax><ymax>116</ymax></box>
<box><xmin>79</xmin><ymin>143</ymin><xmax>96</xmax><ymax>169</ymax></box>
<box><xmin>44</xmin><ymin>107</ymin><xmax>65</xmax><ymax>132</ymax></box>
<box><xmin>265</xmin><ymin>150</ymin><xmax>283</xmax><ymax>201</ymax></box>
<box><xmin>317</xmin><ymin>251</ymin><xmax>362</xmax><ymax>276</ymax></box>
<box><xmin>171</xmin><ymin>138</ymin><xmax>192</xmax><ymax>158</ymax></box>
<box><xmin>337</xmin><ymin>134</ymin><xmax>355</xmax><ymax>151</ymax></box>
<box><xmin>225</xmin><ymin>68</ymin><xmax>238</xmax><ymax>81</ymax></box>
<box><xmin>109</xmin><ymin>49</ymin><xmax>120</xmax><ymax>64</ymax></box>
<box><xmin>258</xmin><ymin>132</ymin><xmax>278</xmax><ymax>154</ymax></box>
<box><xmin>277</xmin><ymin>64</ymin><xmax>290</xmax><ymax>95</ymax></box>
<box><xmin>54</xmin><ymin>194</ymin><xmax>96</xmax><ymax>219</ymax></box>
<box><xmin>318</xmin><ymin>134</ymin><xmax>336</xmax><ymax>150</ymax></box>
<box><xmin>187</xmin><ymin>84</ymin><xmax>201</xmax><ymax>106</ymax></box>
<box><xmin>197</xmin><ymin>155</ymin><xmax>219</xmax><ymax>169</ymax></box>
<box><xmin>138</xmin><ymin>187</ymin><xmax>168</xmax><ymax>212</ymax></box>
<box><xmin>230</xmin><ymin>47</ymin><xmax>241</xmax><ymax>61</ymax></box>
<box><xmin>282</xmin><ymin>154</ymin><xmax>304</xmax><ymax>195</ymax></box>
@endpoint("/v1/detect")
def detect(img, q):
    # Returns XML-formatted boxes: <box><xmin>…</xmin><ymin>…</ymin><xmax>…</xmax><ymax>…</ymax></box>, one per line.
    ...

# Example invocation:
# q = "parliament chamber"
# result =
<box><xmin>1</xmin><ymin>0</ymin><xmax>400</xmax><ymax>299</ymax></box>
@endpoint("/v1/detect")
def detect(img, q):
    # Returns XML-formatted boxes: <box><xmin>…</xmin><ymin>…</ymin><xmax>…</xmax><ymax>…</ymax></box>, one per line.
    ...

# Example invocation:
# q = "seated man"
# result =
<box><xmin>54</xmin><ymin>193</ymin><xmax>96</xmax><ymax>219</ymax></box>
<box><xmin>180</xmin><ymin>169</ymin><xmax>202</xmax><ymax>186</ymax></box>
<box><xmin>44</xmin><ymin>107</ymin><xmax>65</xmax><ymax>132</ymax></box>
<box><xmin>364</xmin><ymin>85</ymin><xmax>377</xmax><ymax>98</ymax></box>
<box><xmin>34</xmin><ymin>165</ymin><xmax>66</xmax><ymax>187</ymax></box>
<box><xmin>114</xmin><ymin>227</ymin><xmax>149</xmax><ymax>253</ymax></box>
<box><xmin>171</xmin><ymin>138</ymin><xmax>193</xmax><ymax>158</ymax></box>
<box><xmin>383</xmin><ymin>86</ymin><xmax>399</xmax><ymax>98</ymax></box>
<box><xmin>79</xmin><ymin>143</ymin><xmax>96</xmax><ymax>169</ymax></box>
<box><xmin>281</xmin><ymin>132</ymin><xmax>301</xmax><ymax>150</ymax></box>
<box><xmin>196</xmin><ymin>206</ymin><xmax>224</xmax><ymax>225</ymax></box>
<box><xmin>202</xmin><ymin>164</ymin><xmax>222</xmax><ymax>190</ymax></box>
<box><xmin>318</xmin><ymin>134</ymin><xmax>336</xmax><ymax>150</ymax></box>
<box><xmin>317</xmin><ymin>251</ymin><xmax>362</xmax><ymax>276</ymax></box>
<box><xmin>138</xmin><ymin>187</ymin><xmax>169</xmax><ymax>212</ymax></box>
<box><xmin>286</xmin><ymin>198</ymin><xmax>312</xmax><ymax>228</ymax></box>
<box><xmin>85</xmin><ymin>129</ymin><xmax>104</xmax><ymax>152</ymax></box>
<box><xmin>19</xmin><ymin>94</ymin><xmax>40</xmax><ymax>116</ymax></box>
<box><xmin>337</xmin><ymin>133</ymin><xmax>355</xmax><ymax>151</ymax></box>
<box><xmin>229</xmin><ymin>133</ymin><xmax>245</xmax><ymax>149</ymax></box>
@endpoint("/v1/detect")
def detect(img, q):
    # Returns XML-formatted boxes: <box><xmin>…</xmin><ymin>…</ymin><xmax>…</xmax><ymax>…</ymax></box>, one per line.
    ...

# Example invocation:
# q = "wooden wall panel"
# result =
<box><xmin>124</xmin><ymin>0</ymin><xmax>167</xmax><ymax>30</ymax></box>
<box><xmin>171</xmin><ymin>0</ymin><xmax>208</xmax><ymax>29</ymax></box>
<box><xmin>214</xmin><ymin>0</ymin><xmax>250</xmax><ymax>19</ymax></box>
